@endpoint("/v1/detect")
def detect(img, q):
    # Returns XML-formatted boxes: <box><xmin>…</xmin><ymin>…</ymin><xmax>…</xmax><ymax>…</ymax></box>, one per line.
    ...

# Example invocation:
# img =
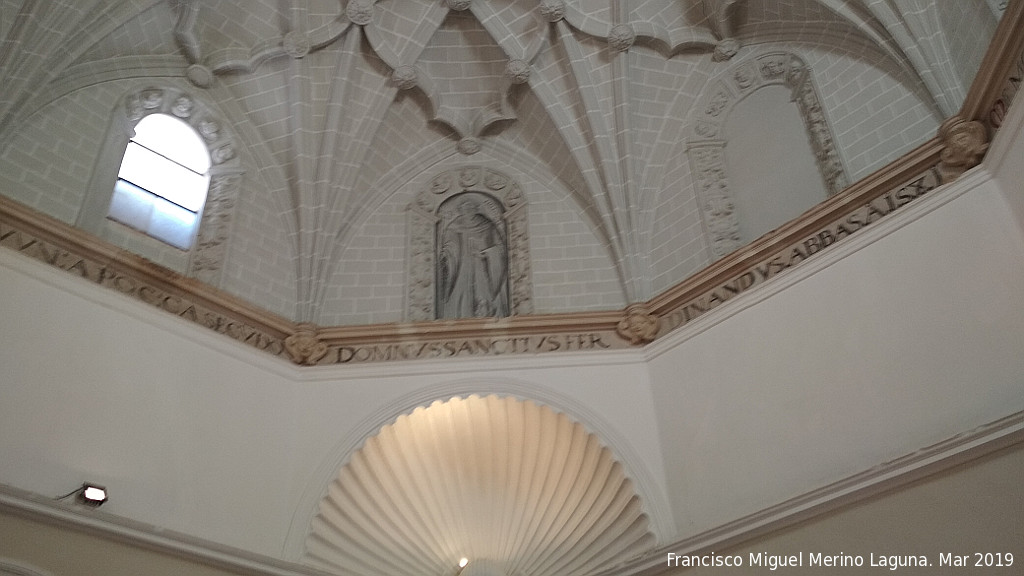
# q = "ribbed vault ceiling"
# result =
<box><xmin>0</xmin><ymin>1</ymin><xmax>1000</xmax><ymax>323</ymax></box>
<box><xmin>304</xmin><ymin>395</ymin><xmax>655</xmax><ymax>576</ymax></box>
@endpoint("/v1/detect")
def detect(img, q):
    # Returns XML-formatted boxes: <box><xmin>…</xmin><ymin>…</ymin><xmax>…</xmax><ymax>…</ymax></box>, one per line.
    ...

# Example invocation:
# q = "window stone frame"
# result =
<box><xmin>687</xmin><ymin>52</ymin><xmax>848</xmax><ymax>259</ymax></box>
<box><xmin>77</xmin><ymin>86</ymin><xmax>244</xmax><ymax>285</ymax></box>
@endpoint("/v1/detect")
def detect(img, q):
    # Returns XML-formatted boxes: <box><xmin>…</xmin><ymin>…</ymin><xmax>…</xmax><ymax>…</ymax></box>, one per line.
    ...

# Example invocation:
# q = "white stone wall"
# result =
<box><xmin>217</xmin><ymin>168</ymin><xmax>298</xmax><ymax>321</ymax></box>
<box><xmin>648</xmin><ymin>137</ymin><xmax>711</xmax><ymax>296</ymax></box>
<box><xmin>318</xmin><ymin>193</ymin><xmax>408</xmax><ymax>326</ymax></box>
<box><xmin>317</xmin><ymin>151</ymin><xmax>627</xmax><ymax>326</ymax></box>
<box><xmin>939</xmin><ymin>0</ymin><xmax>1001</xmax><ymax>99</ymax></box>
<box><xmin>0</xmin><ymin>85</ymin><xmax>116</xmax><ymax>225</ymax></box>
<box><xmin>801</xmin><ymin>42</ymin><xmax>941</xmax><ymax>179</ymax></box>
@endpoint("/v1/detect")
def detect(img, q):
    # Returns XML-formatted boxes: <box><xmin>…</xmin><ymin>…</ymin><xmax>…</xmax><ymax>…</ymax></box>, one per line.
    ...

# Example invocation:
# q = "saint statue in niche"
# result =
<box><xmin>436</xmin><ymin>193</ymin><xmax>510</xmax><ymax>319</ymax></box>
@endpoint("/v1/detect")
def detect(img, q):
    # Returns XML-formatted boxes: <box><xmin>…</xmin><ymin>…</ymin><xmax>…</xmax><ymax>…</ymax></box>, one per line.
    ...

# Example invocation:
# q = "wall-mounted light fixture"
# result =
<box><xmin>78</xmin><ymin>483</ymin><xmax>108</xmax><ymax>506</ymax></box>
<box><xmin>55</xmin><ymin>483</ymin><xmax>108</xmax><ymax>507</ymax></box>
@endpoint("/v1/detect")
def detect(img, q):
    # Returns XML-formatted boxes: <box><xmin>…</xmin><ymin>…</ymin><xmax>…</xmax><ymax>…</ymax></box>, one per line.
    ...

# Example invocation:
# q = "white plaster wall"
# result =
<box><xmin>673</xmin><ymin>441</ymin><xmax>1024</xmax><ymax>575</ymax></box>
<box><xmin>646</xmin><ymin>173</ymin><xmax>1024</xmax><ymax>537</ymax></box>
<box><xmin>0</xmin><ymin>248</ymin><xmax>665</xmax><ymax>558</ymax></box>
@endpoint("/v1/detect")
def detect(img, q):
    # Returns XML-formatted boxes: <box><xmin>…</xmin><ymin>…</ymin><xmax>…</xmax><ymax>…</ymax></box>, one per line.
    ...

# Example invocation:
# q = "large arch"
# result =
<box><xmin>282</xmin><ymin>376</ymin><xmax>676</xmax><ymax>561</ymax></box>
<box><xmin>300</xmin><ymin>393</ymin><xmax>656</xmax><ymax>576</ymax></box>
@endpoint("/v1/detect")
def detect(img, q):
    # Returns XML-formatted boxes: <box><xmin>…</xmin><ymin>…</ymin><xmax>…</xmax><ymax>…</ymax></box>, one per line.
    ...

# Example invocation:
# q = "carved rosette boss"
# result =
<box><xmin>285</xmin><ymin>323</ymin><xmax>328</xmax><ymax>365</ymax></box>
<box><xmin>608</xmin><ymin>25</ymin><xmax>635</xmax><ymax>52</ymax></box>
<box><xmin>539</xmin><ymin>0</ymin><xmax>565</xmax><ymax>22</ymax></box>
<box><xmin>616</xmin><ymin>303</ymin><xmax>661</xmax><ymax>345</ymax></box>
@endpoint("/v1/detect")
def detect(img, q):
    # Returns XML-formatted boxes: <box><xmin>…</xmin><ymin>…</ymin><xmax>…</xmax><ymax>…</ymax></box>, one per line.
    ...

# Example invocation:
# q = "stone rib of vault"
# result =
<box><xmin>303</xmin><ymin>394</ymin><xmax>655</xmax><ymax>576</ymax></box>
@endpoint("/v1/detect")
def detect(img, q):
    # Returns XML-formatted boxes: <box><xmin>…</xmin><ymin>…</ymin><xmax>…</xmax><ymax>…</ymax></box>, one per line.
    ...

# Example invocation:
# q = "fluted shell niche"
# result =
<box><xmin>303</xmin><ymin>394</ymin><xmax>655</xmax><ymax>576</ymax></box>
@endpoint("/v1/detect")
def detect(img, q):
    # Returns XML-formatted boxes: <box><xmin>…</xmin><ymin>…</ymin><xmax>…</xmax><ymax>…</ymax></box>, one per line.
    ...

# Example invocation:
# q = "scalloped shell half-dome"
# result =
<box><xmin>303</xmin><ymin>394</ymin><xmax>656</xmax><ymax>576</ymax></box>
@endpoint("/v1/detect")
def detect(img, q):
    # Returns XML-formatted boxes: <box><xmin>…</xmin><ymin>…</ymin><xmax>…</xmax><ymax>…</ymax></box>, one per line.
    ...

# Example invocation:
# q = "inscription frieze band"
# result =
<box><xmin>658</xmin><ymin>168</ymin><xmax>941</xmax><ymax>335</ymax></box>
<box><xmin>327</xmin><ymin>332</ymin><xmax>617</xmax><ymax>365</ymax></box>
<box><xmin>0</xmin><ymin>218</ymin><xmax>287</xmax><ymax>357</ymax></box>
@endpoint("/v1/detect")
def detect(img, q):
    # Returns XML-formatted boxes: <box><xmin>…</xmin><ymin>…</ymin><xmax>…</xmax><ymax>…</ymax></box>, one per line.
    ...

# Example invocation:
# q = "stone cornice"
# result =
<box><xmin>960</xmin><ymin>0</ymin><xmax>1024</xmax><ymax>123</ymax></box>
<box><xmin>0</xmin><ymin>195</ymin><xmax>292</xmax><ymax>358</ymax></box>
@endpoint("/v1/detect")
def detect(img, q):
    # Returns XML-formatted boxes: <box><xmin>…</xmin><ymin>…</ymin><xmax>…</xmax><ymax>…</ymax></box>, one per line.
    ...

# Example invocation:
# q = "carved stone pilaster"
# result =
<box><xmin>616</xmin><ymin>303</ymin><xmax>660</xmax><ymax>345</ymax></box>
<box><xmin>788</xmin><ymin>59</ymin><xmax>848</xmax><ymax>196</ymax></box>
<box><xmin>406</xmin><ymin>204</ymin><xmax>437</xmax><ymax>322</ymax></box>
<box><xmin>938</xmin><ymin>117</ymin><xmax>989</xmax><ymax>182</ymax></box>
<box><xmin>285</xmin><ymin>323</ymin><xmax>328</xmax><ymax>365</ymax></box>
<box><xmin>688</xmin><ymin>142</ymin><xmax>741</xmax><ymax>259</ymax></box>
<box><xmin>188</xmin><ymin>172</ymin><xmax>242</xmax><ymax>284</ymax></box>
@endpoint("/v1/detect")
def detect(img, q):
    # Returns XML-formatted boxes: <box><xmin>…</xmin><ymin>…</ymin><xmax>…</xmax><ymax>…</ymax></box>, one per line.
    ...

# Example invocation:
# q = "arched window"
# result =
<box><xmin>107</xmin><ymin>113</ymin><xmax>211</xmax><ymax>250</ymax></box>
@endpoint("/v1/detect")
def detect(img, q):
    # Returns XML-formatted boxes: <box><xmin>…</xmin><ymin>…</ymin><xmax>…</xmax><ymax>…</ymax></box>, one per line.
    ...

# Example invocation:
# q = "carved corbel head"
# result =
<box><xmin>285</xmin><ymin>323</ymin><xmax>328</xmax><ymax>365</ymax></box>
<box><xmin>938</xmin><ymin>116</ymin><xmax>989</xmax><ymax>182</ymax></box>
<box><xmin>616</xmin><ymin>303</ymin><xmax>661</xmax><ymax>345</ymax></box>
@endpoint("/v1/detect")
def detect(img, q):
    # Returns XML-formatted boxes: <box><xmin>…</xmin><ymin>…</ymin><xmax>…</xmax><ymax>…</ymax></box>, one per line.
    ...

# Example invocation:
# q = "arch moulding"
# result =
<box><xmin>282</xmin><ymin>377</ymin><xmax>676</xmax><ymax>561</ymax></box>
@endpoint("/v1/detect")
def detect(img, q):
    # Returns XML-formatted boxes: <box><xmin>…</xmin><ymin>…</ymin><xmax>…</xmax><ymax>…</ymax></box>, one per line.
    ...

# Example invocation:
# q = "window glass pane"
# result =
<box><xmin>148</xmin><ymin>197</ymin><xmax>199</xmax><ymax>250</ymax></box>
<box><xmin>109</xmin><ymin>179</ymin><xmax>154</xmax><ymax>229</ymax></box>
<box><xmin>132</xmin><ymin>114</ymin><xmax>211</xmax><ymax>173</ymax></box>
<box><xmin>109</xmin><ymin>179</ymin><xmax>198</xmax><ymax>250</ymax></box>
<box><xmin>118</xmin><ymin>142</ymin><xmax>210</xmax><ymax>212</ymax></box>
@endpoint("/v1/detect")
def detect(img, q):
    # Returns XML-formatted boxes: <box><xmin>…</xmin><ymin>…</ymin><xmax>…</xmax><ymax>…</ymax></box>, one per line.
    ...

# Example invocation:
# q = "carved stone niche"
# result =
<box><xmin>687</xmin><ymin>52</ymin><xmax>849</xmax><ymax>259</ymax></box>
<box><xmin>406</xmin><ymin>167</ymin><xmax>534</xmax><ymax>321</ymax></box>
